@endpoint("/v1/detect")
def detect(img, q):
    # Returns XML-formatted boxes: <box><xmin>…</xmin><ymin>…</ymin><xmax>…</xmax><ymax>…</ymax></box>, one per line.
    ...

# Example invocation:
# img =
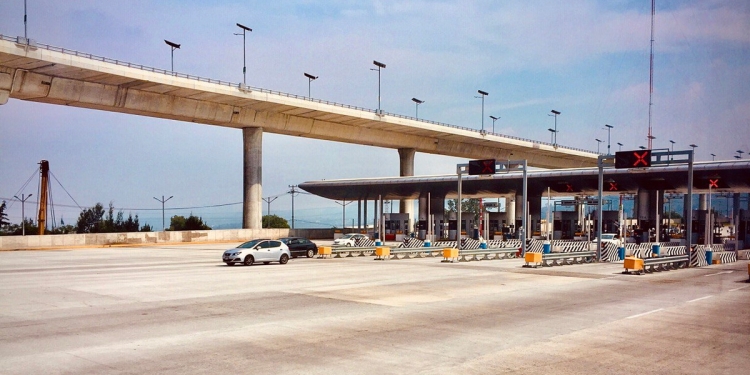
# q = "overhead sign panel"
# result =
<box><xmin>615</xmin><ymin>150</ymin><xmax>651</xmax><ymax>169</ymax></box>
<box><xmin>468</xmin><ymin>159</ymin><xmax>496</xmax><ymax>175</ymax></box>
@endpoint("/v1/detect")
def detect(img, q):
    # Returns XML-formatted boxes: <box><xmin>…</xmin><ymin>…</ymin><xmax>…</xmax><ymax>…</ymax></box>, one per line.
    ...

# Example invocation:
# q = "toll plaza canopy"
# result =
<box><xmin>299</xmin><ymin>160</ymin><xmax>750</xmax><ymax>200</ymax></box>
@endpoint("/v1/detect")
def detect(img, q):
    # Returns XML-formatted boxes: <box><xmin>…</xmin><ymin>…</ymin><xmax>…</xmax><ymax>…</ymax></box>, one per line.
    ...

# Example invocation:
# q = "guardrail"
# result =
<box><xmin>0</xmin><ymin>34</ymin><xmax>597</xmax><ymax>155</ymax></box>
<box><xmin>622</xmin><ymin>255</ymin><xmax>689</xmax><ymax>275</ymax></box>
<box><xmin>524</xmin><ymin>251</ymin><xmax>597</xmax><ymax>268</ymax></box>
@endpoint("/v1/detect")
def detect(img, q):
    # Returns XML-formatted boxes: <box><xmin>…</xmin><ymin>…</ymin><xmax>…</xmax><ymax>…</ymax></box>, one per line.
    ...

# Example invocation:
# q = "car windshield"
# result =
<box><xmin>342</xmin><ymin>234</ymin><xmax>356</xmax><ymax>239</ymax></box>
<box><xmin>237</xmin><ymin>240</ymin><xmax>262</xmax><ymax>248</ymax></box>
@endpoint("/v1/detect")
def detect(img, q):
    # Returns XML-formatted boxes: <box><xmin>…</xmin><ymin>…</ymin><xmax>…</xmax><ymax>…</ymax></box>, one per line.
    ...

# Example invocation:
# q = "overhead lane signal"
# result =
<box><xmin>615</xmin><ymin>150</ymin><xmax>651</xmax><ymax>169</ymax></box>
<box><xmin>468</xmin><ymin>159</ymin><xmax>496</xmax><ymax>175</ymax></box>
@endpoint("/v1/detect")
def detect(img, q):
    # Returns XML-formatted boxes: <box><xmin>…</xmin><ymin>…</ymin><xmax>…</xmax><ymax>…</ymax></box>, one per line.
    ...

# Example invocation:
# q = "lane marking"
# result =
<box><xmin>729</xmin><ymin>285</ymin><xmax>750</xmax><ymax>292</ymax></box>
<box><xmin>687</xmin><ymin>295</ymin><xmax>713</xmax><ymax>303</ymax></box>
<box><xmin>626</xmin><ymin>308</ymin><xmax>663</xmax><ymax>319</ymax></box>
<box><xmin>703</xmin><ymin>271</ymin><xmax>733</xmax><ymax>277</ymax></box>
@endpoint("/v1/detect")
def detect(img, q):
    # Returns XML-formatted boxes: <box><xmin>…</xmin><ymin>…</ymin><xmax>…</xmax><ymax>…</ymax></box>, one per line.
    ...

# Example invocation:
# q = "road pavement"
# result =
<box><xmin>0</xmin><ymin>244</ymin><xmax>747</xmax><ymax>374</ymax></box>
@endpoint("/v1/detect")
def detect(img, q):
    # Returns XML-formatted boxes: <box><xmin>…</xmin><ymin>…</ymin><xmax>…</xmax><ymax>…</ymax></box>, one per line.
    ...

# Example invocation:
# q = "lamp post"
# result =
<box><xmin>639</xmin><ymin>145</ymin><xmax>646</xmax><ymax>150</ymax></box>
<box><xmin>476</xmin><ymin>90</ymin><xmax>488</xmax><ymax>133</ymax></box>
<box><xmin>490</xmin><ymin>116</ymin><xmax>499</xmax><ymax>133</ymax></box>
<box><xmin>153</xmin><ymin>195</ymin><xmax>173</xmax><ymax>231</ymax></box>
<box><xmin>371</xmin><ymin>60</ymin><xmax>386</xmax><ymax>115</ymax></box>
<box><xmin>711</xmin><ymin>153</ymin><xmax>716</xmax><ymax>161</ymax></box>
<box><xmin>647</xmin><ymin>135</ymin><xmax>656</xmax><ymax>150</ymax></box>
<box><xmin>737</xmin><ymin>150</ymin><xmax>745</xmax><ymax>159</ymax></box>
<box><xmin>689</xmin><ymin>144</ymin><xmax>698</xmax><ymax>158</ymax></box>
<box><xmin>262</xmin><ymin>196</ymin><xmax>279</xmax><ymax>217</ymax></box>
<box><xmin>234</xmin><ymin>23</ymin><xmax>252</xmax><ymax>86</ymax></box>
<box><xmin>24</xmin><ymin>0</ymin><xmax>28</xmax><ymax>40</ymax></box>
<box><xmin>288</xmin><ymin>185</ymin><xmax>299</xmax><ymax>229</ymax></box>
<box><xmin>548</xmin><ymin>128</ymin><xmax>556</xmax><ymax>144</ymax></box>
<box><xmin>595</xmin><ymin>138</ymin><xmax>603</xmax><ymax>154</ymax></box>
<box><xmin>304</xmin><ymin>73</ymin><xmax>318</xmax><ymax>97</ymax></box>
<box><xmin>412</xmin><ymin>98</ymin><xmax>424</xmax><ymax>119</ymax></box>
<box><xmin>13</xmin><ymin>193</ymin><xmax>32</xmax><ymax>236</ymax></box>
<box><xmin>549</xmin><ymin>110</ymin><xmax>561</xmax><ymax>146</ymax></box>
<box><xmin>604</xmin><ymin>124</ymin><xmax>614</xmax><ymax>155</ymax></box>
<box><xmin>164</xmin><ymin>40</ymin><xmax>180</xmax><ymax>72</ymax></box>
<box><xmin>617</xmin><ymin>142</ymin><xmax>623</xmax><ymax>151</ymax></box>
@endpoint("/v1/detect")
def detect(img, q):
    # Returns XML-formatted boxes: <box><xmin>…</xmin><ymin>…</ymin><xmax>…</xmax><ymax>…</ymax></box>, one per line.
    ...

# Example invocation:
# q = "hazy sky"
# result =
<box><xmin>1</xmin><ymin>0</ymin><xmax>749</xmax><ymax>228</ymax></box>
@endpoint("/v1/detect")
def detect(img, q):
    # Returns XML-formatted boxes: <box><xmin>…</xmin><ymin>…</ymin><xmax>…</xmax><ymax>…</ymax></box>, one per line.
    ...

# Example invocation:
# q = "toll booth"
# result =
<box><xmin>384</xmin><ymin>213</ymin><xmax>409</xmax><ymax>241</ymax></box>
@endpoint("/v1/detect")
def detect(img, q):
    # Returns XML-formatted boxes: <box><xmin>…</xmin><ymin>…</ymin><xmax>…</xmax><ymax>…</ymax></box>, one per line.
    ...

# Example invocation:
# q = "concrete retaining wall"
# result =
<box><xmin>0</xmin><ymin>228</ymin><xmax>337</xmax><ymax>250</ymax></box>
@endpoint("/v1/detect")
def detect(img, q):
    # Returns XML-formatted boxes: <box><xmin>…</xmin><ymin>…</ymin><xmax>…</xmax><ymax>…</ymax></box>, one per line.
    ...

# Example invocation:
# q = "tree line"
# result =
<box><xmin>0</xmin><ymin>201</ymin><xmax>217</xmax><ymax>235</ymax></box>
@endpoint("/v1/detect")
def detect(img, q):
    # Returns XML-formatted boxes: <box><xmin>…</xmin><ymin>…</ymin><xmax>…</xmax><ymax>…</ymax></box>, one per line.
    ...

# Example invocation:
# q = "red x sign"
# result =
<box><xmin>609</xmin><ymin>182</ymin><xmax>619</xmax><ymax>191</ymax></box>
<box><xmin>633</xmin><ymin>151</ymin><xmax>649</xmax><ymax>167</ymax></box>
<box><xmin>566</xmin><ymin>184</ymin><xmax>574</xmax><ymax>192</ymax></box>
<box><xmin>709</xmin><ymin>179</ymin><xmax>719</xmax><ymax>188</ymax></box>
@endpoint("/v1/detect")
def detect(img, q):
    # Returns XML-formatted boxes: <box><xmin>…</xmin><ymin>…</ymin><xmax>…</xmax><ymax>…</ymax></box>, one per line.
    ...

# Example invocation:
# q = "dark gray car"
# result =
<box><xmin>279</xmin><ymin>237</ymin><xmax>318</xmax><ymax>258</ymax></box>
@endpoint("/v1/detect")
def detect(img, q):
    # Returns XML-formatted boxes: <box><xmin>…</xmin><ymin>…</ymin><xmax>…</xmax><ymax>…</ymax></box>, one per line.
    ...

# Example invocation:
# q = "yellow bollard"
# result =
<box><xmin>375</xmin><ymin>246</ymin><xmax>390</xmax><ymax>260</ymax></box>
<box><xmin>442</xmin><ymin>248</ymin><xmax>459</xmax><ymax>262</ymax></box>
<box><xmin>318</xmin><ymin>246</ymin><xmax>331</xmax><ymax>258</ymax></box>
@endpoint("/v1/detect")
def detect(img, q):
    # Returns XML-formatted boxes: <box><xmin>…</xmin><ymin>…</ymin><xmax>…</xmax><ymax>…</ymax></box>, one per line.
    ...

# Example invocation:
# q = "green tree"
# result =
<box><xmin>76</xmin><ymin>203</ymin><xmax>106</xmax><ymax>233</ymax></box>
<box><xmin>263</xmin><ymin>214</ymin><xmax>290</xmax><ymax>228</ymax></box>
<box><xmin>169</xmin><ymin>214</ymin><xmax>211</xmax><ymax>231</ymax></box>
<box><xmin>446</xmin><ymin>198</ymin><xmax>481</xmax><ymax>221</ymax></box>
<box><xmin>0</xmin><ymin>201</ymin><xmax>8</xmax><ymax>227</ymax></box>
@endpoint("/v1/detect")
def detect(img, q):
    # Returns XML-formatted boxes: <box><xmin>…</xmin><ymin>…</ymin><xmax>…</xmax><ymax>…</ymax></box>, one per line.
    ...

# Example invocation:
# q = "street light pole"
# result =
<box><xmin>689</xmin><ymin>144</ymin><xmax>698</xmax><ymax>159</ymax></box>
<box><xmin>304</xmin><ymin>73</ymin><xmax>318</xmax><ymax>97</ymax></box>
<box><xmin>412</xmin><ymin>98</ymin><xmax>424</xmax><ymax>119</ymax></box>
<box><xmin>164</xmin><ymin>40</ymin><xmax>180</xmax><ymax>72</ymax></box>
<box><xmin>595</xmin><ymin>139</ymin><xmax>603</xmax><ymax>154</ymax></box>
<box><xmin>490</xmin><ymin>116</ymin><xmax>499</xmax><ymax>133</ymax></box>
<box><xmin>604</xmin><ymin>124</ymin><xmax>613</xmax><ymax>155</ymax></box>
<box><xmin>153</xmin><ymin>195</ymin><xmax>173</xmax><ymax>231</ymax></box>
<box><xmin>476</xmin><ymin>90</ymin><xmax>488</xmax><ymax>133</ymax></box>
<box><xmin>13</xmin><ymin>193</ymin><xmax>32</xmax><ymax>236</ymax></box>
<box><xmin>710</xmin><ymin>153</ymin><xmax>716</xmax><ymax>161</ymax></box>
<box><xmin>24</xmin><ymin>0</ymin><xmax>28</xmax><ymax>40</ymax></box>
<box><xmin>737</xmin><ymin>150</ymin><xmax>745</xmax><ymax>159</ymax></box>
<box><xmin>371</xmin><ymin>60</ymin><xmax>386</xmax><ymax>115</ymax></box>
<box><xmin>550</xmin><ymin>110</ymin><xmax>561</xmax><ymax>147</ymax></box>
<box><xmin>235</xmin><ymin>23</ymin><xmax>252</xmax><ymax>86</ymax></box>
<box><xmin>617</xmin><ymin>142</ymin><xmax>623</xmax><ymax>151</ymax></box>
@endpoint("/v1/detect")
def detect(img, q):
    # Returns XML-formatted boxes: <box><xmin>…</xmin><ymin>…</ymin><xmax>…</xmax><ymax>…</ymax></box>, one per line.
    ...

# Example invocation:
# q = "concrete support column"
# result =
<box><xmin>506</xmin><ymin>195</ymin><xmax>516</xmax><ymax>231</ymax></box>
<box><xmin>699</xmin><ymin>194</ymin><xmax>708</xmax><ymax>210</ymax></box>
<box><xmin>529</xmin><ymin>196</ymin><xmax>542</xmax><ymax>236</ymax></box>
<box><xmin>515</xmin><ymin>194</ymin><xmax>525</xmax><ymax>236</ymax></box>
<box><xmin>242</xmin><ymin>127</ymin><xmax>262</xmax><ymax>229</ymax></box>
<box><xmin>398</xmin><ymin>148</ymin><xmax>416</xmax><ymax>232</ymax></box>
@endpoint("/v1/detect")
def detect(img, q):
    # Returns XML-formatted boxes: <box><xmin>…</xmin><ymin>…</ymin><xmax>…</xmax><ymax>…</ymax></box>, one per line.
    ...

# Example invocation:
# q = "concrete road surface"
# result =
<box><xmin>0</xmin><ymin>244</ymin><xmax>747</xmax><ymax>374</ymax></box>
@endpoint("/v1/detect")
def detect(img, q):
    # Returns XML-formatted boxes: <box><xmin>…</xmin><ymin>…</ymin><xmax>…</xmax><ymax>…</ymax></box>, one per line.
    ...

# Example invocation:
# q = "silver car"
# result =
<box><xmin>332</xmin><ymin>233</ymin><xmax>367</xmax><ymax>247</ymax></box>
<box><xmin>223</xmin><ymin>239</ymin><xmax>291</xmax><ymax>266</ymax></box>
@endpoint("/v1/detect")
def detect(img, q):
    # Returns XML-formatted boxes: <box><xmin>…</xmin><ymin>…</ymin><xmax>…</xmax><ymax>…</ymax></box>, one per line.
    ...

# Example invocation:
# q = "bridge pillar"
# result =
<box><xmin>398</xmin><ymin>148</ymin><xmax>416</xmax><ymax>232</ymax></box>
<box><xmin>242</xmin><ymin>127</ymin><xmax>263</xmax><ymax>229</ymax></box>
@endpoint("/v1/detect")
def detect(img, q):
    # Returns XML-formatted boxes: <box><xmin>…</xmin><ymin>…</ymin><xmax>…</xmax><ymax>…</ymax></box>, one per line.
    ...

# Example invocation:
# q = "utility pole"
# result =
<box><xmin>262</xmin><ymin>196</ymin><xmax>279</xmax><ymax>218</ymax></box>
<box><xmin>153</xmin><ymin>195</ymin><xmax>173</xmax><ymax>231</ymax></box>
<box><xmin>13</xmin><ymin>193</ymin><xmax>32</xmax><ymax>236</ymax></box>
<box><xmin>334</xmin><ymin>200</ymin><xmax>353</xmax><ymax>230</ymax></box>
<box><xmin>288</xmin><ymin>185</ymin><xmax>299</xmax><ymax>229</ymax></box>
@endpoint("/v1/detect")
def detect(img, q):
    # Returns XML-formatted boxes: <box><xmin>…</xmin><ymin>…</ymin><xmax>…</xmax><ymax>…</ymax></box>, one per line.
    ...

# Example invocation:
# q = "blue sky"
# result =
<box><xmin>1</xmin><ymin>0</ymin><xmax>749</xmax><ymax>229</ymax></box>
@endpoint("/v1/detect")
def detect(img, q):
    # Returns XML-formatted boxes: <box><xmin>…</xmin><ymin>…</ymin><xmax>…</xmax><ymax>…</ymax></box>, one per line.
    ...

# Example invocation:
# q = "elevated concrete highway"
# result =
<box><xmin>0</xmin><ymin>35</ymin><xmax>598</xmax><ymax>228</ymax></box>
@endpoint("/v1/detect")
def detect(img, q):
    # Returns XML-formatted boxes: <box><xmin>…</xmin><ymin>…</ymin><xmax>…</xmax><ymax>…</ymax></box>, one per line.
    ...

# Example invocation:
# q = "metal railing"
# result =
<box><xmin>2</xmin><ymin>34</ymin><xmax>595</xmax><ymax>154</ymax></box>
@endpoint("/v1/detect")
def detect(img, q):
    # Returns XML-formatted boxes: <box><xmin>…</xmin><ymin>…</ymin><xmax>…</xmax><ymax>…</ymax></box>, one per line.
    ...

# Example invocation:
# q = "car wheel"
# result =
<box><xmin>306</xmin><ymin>249</ymin><xmax>315</xmax><ymax>258</ymax></box>
<box><xmin>346</xmin><ymin>243</ymin><xmax>352</xmax><ymax>247</ymax></box>
<box><xmin>243</xmin><ymin>255</ymin><xmax>254</xmax><ymax>266</ymax></box>
<box><xmin>226</xmin><ymin>262</ymin><xmax>235</xmax><ymax>266</ymax></box>
<box><xmin>279</xmin><ymin>254</ymin><xmax>289</xmax><ymax>264</ymax></box>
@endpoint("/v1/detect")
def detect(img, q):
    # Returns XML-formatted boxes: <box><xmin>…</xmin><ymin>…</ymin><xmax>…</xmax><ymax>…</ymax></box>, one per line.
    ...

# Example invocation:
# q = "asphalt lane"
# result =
<box><xmin>0</xmin><ymin>244</ymin><xmax>747</xmax><ymax>374</ymax></box>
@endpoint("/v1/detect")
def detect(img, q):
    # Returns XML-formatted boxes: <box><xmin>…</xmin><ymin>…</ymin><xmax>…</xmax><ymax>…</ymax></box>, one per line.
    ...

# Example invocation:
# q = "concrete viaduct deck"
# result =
<box><xmin>0</xmin><ymin>35</ymin><xmax>598</xmax><ymax>228</ymax></box>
